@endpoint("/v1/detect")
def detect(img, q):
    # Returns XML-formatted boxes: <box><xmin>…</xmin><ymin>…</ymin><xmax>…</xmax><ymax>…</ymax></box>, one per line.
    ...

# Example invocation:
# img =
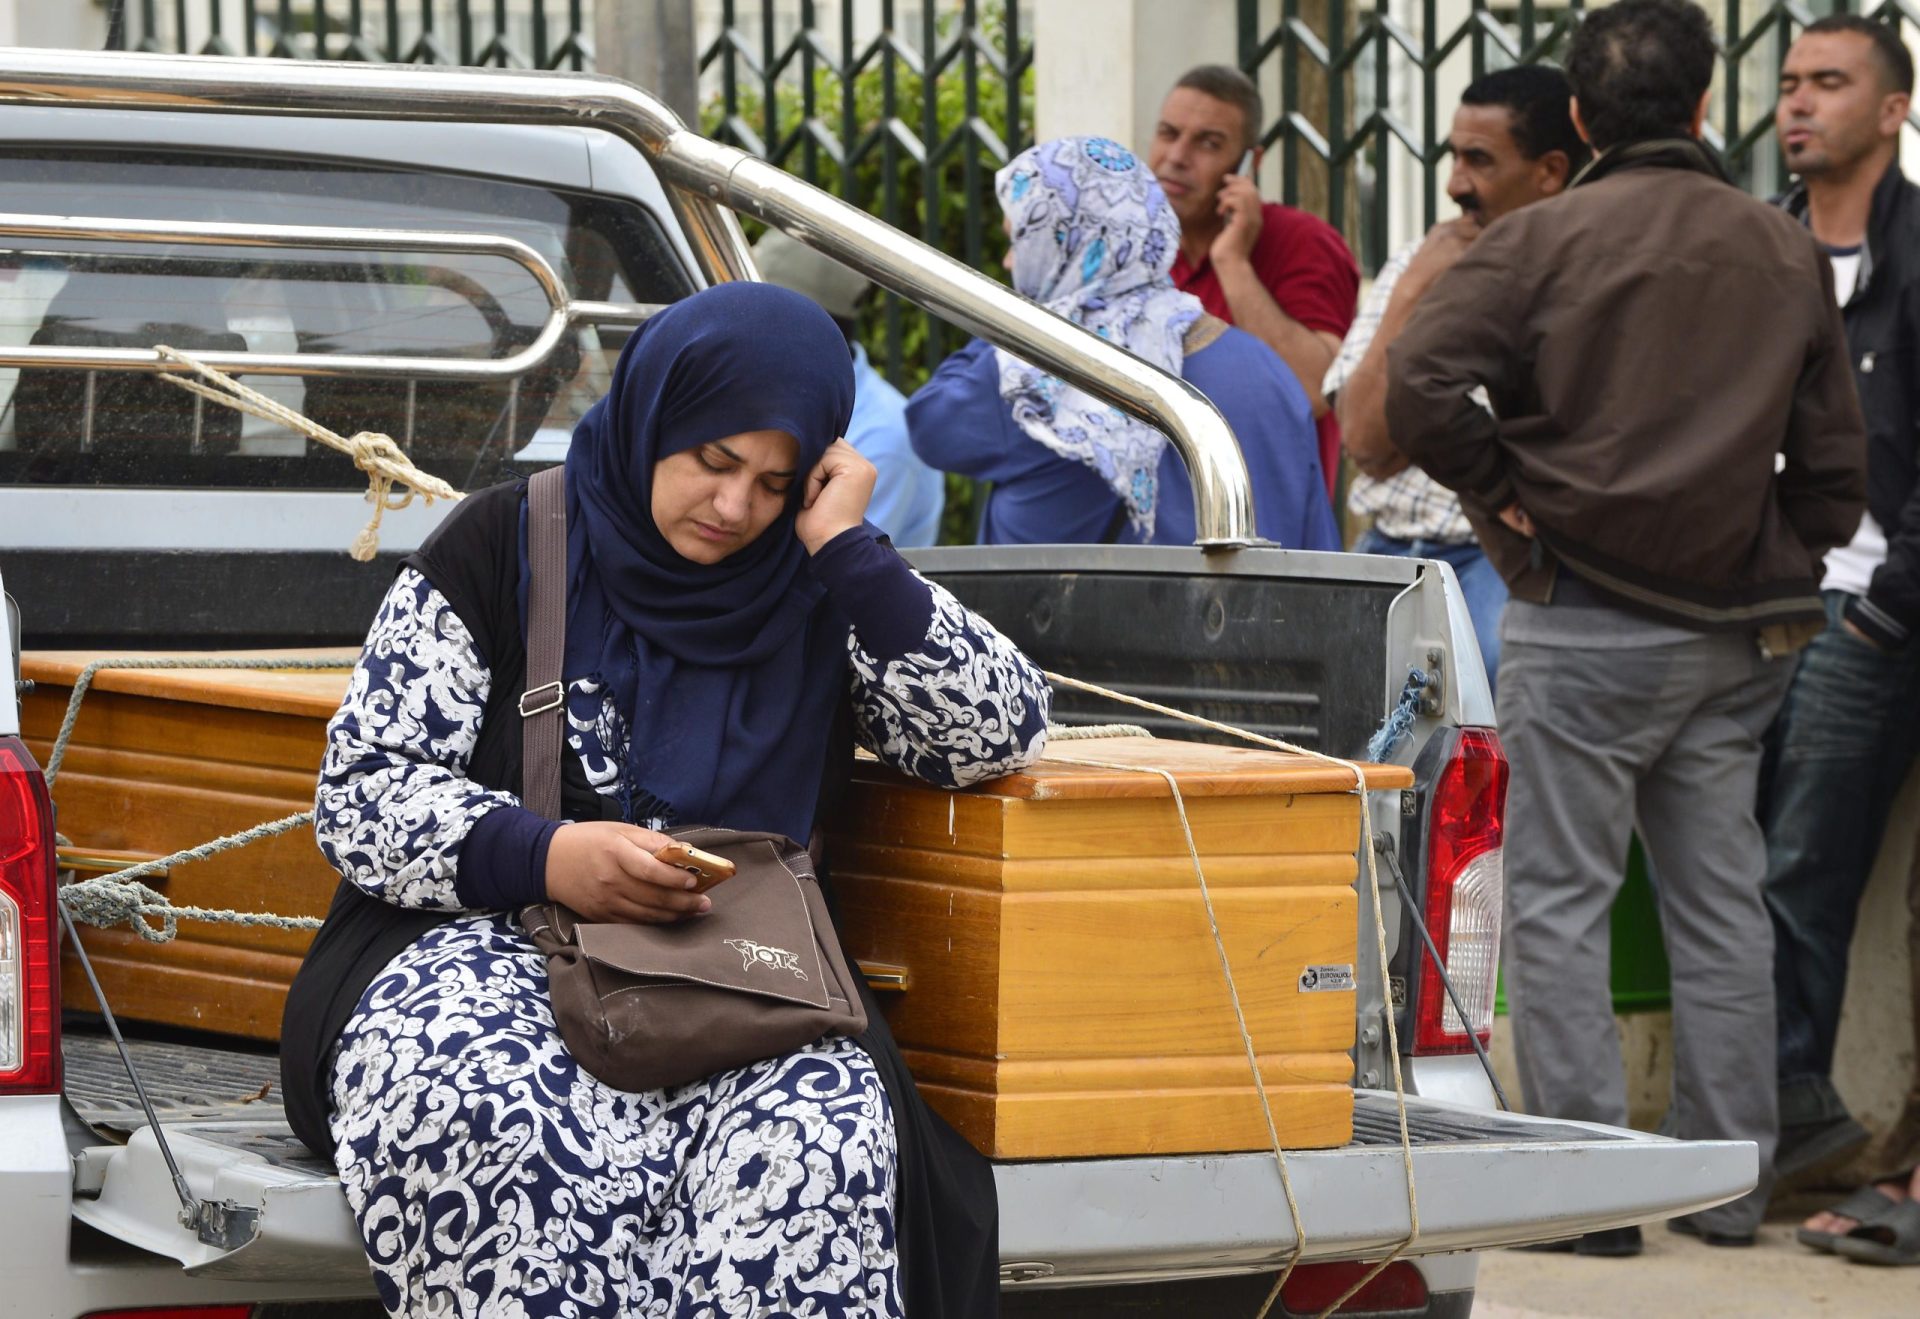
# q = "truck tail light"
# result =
<box><xmin>0</xmin><ymin>734</ymin><xmax>60</xmax><ymax>1093</ymax></box>
<box><xmin>1414</xmin><ymin>726</ymin><xmax>1507</xmax><ymax>1055</ymax></box>
<box><xmin>1278</xmin><ymin>1259</ymin><xmax>1430</xmax><ymax>1313</ymax></box>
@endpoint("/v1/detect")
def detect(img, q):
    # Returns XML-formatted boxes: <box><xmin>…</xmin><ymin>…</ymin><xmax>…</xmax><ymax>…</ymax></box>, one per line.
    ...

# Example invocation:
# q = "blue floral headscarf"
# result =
<box><xmin>994</xmin><ymin>135</ymin><xmax>1204</xmax><ymax>534</ymax></box>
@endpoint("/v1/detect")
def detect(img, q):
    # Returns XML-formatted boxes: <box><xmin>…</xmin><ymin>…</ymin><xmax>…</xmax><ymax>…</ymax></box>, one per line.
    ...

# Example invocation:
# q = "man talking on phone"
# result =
<box><xmin>1148</xmin><ymin>63</ymin><xmax>1359</xmax><ymax>501</ymax></box>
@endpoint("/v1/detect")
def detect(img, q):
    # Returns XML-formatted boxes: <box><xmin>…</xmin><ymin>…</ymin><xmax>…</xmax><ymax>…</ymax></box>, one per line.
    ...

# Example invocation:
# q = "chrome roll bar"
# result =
<box><xmin>0</xmin><ymin>211</ymin><xmax>659</xmax><ymax>379</ymax></box>
<box><xmin>0</xmin><ymin>48</ymin><xmax>1256</xmax><ymax>545</ymax></box>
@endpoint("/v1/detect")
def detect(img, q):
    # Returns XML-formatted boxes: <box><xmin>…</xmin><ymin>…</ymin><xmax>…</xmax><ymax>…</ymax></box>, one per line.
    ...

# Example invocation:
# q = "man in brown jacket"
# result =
<box><xmin>1386</xmin><ymin>0</ymin><xmax>1866</xmax><ymax>1253</ymax></box>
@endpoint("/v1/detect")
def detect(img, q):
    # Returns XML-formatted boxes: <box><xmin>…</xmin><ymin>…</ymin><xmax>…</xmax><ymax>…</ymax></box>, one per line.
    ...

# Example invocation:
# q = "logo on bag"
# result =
<box><xmin>725</xmin><ymin>938</ymin><xmax>808</xmax><ymax>980</ymax></box>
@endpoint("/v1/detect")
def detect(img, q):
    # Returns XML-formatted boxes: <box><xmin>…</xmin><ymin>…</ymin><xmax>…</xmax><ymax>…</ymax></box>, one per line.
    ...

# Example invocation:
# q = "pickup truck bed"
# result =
<box><xmin>0</xmin><ymin>50</ymin><xmax>1766</xmax><ymax>1317</ymax></box>
<box><xmin>62</xmin><ymin>1026</ymin><xmax>1757</xmax><ymax>1293</ymax></box>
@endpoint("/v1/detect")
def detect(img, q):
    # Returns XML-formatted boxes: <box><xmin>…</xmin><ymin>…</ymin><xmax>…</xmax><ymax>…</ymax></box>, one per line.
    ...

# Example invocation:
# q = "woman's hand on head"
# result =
<box><xmin>543</xmin><ymin>821</ymin><xmax>712</xmax><ymax>924</ymax></box>
<box><xmin>795</xmin><ymin>438</ymin><xmax>877</xmax><ymax>554</ymax></box>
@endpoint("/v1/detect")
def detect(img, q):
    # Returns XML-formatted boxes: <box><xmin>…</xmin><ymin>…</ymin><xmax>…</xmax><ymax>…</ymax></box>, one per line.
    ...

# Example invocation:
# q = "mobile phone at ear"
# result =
<box><xmin>654</xmin><ymin>841</ymin><xmax>738</xmax><ymax>893</ymax></box>
<box><xmin>1235</xmin><ymin>147</ymin><xmax>1255</xmax><ymax>177</ymax></box>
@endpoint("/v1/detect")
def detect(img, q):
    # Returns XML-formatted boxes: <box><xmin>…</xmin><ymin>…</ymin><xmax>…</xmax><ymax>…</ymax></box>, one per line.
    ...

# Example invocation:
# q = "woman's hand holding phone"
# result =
<box><xmin>652</xmin><ymin>840</ymin><xmax>737</xmax><ymax>893</ymax></box>
<box><xmin>545</xmin><ymin>821</ymin><xmax>715</xmax><ymax>924</ymax></box>
<box><xmin>795</xmin><ymin>438</ymin><xmax>878</xmax><ymax>553</ymax></box>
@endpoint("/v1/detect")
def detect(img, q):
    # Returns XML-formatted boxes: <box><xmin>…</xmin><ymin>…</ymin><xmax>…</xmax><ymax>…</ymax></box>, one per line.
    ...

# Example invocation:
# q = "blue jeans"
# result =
<box><xmin>1762</xmin><ymin>591</ymin><xmax>1920</xmax><ymax>1127</ymax></box>
<box><xmin>1358</xmin><ymin>530</ymin><xmax>1508</xmax><ymax>689</ymax></box>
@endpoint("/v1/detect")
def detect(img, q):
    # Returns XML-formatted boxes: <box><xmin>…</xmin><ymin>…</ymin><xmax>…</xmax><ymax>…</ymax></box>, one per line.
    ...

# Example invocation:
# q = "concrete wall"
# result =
<box><xmin>0</xmin><ymin>0</ymin><xmax>110</xmax><ymax>50</ymax></box>
<box><xmin>1033</xmin><ymin>0</ymin><xmax>1238</xmax><ymax>178</ymax></box>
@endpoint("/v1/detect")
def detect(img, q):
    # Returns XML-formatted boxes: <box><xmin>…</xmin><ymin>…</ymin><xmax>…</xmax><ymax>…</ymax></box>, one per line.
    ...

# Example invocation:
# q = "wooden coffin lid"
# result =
<box><xmin>23</xmin><ymin>648</ymin><xmax>357</xmax><ymax>719</ymax></box>
<box><xmin>855</xmin><ymin>734</ymin><xmax>1414</xmax><ymax>800</ymax></box>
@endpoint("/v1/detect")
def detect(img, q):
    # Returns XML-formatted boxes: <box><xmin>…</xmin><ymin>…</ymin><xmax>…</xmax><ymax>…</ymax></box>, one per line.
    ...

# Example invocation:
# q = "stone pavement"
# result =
<box><xmin>1472</xmin><ymin>1194</ymin><xmax>1917</xmax><ymax>1317</ymax></box>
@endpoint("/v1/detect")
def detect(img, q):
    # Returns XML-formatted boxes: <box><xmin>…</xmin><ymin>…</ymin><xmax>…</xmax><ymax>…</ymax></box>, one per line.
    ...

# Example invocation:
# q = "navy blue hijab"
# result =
<box><xmin>534</xmin><ymin>282</ymin><xmax>857</xmax><ymax>839</ymax></box>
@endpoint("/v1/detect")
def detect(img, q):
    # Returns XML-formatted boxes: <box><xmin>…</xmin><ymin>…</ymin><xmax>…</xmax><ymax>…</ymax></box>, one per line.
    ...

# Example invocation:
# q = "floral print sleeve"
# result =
<box><xmin>810</xmin><ymin>526</ymin><xmax>1051</xmax><ymax>788</ymax></box>
<box><xmin>850</xmin><ymin>578</ymin><xmax>1052</xmax><ymax>787</ymax></box>
<box><xmin>314</xmin><ymin>567</ymin><xmax>519</xmax><ymax>910</ymax></box>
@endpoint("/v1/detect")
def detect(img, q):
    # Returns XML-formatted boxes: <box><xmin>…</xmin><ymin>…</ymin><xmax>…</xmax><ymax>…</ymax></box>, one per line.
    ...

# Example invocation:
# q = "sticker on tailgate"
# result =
<box><xmin>1297</xmin><ymin>963</ymin><xmax>1355</xmax><ymax>993</ymax></box>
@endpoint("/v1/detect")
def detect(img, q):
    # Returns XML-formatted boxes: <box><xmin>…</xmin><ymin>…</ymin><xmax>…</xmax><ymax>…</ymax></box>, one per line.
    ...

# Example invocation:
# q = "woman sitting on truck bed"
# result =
<box><xmin>279</xmin><ymin>282</ymin><xmax>1050</xmax><ymax>1319</ymax></box>
<box><xmin>906</xmin><ymin>134</ymin><xmax>1340</xmax><ymax>550</ymax></box>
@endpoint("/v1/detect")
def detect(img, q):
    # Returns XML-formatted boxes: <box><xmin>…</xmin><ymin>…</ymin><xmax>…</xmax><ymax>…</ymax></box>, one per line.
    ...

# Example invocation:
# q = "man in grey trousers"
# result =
<box><xmin>1386</xmin><ymin>0</ymin><xmax>1867</xmax><ymax>1253</ymax></box>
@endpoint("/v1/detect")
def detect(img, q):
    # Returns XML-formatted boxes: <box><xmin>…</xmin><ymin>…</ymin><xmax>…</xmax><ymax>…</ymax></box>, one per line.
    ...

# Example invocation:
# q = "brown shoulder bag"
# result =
<box><xmin>514</xmin><ymin>466</ymin><xmax>867</xmax><ymax>1094</ymax></box>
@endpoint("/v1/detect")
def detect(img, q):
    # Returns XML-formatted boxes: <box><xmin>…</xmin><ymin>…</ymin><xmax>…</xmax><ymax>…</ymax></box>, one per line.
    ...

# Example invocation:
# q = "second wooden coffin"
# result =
<box><xmin>829</xmin><ymin>735</ymin><xmax>1412</xmax><ymax>1160</ymax></box>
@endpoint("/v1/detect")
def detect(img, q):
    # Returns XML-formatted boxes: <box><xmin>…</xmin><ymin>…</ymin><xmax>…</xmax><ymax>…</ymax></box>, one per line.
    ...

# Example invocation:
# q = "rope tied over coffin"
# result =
<box><xmin>1041</xmin><ymin>669</ymin><xmax>1421</xmax><ymax>1319</ymax></box>
<box><xmin>44</xmin><ymin>657</ymin><xmax>350</xmax><ymax>938</ymax></box>
<box><xmin>59</xmin><ymin>811</ymin><xmax>324</xmax><ymax>943</ymax></box>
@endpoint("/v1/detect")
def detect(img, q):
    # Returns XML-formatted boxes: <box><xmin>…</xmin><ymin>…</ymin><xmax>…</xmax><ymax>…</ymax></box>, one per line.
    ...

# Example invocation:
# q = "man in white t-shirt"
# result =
<box><xmin>1323</xmin><ymin>65</ymin><xmax>1587</xmax><ymax>690</ymax></box>
<box><xmin>1767</xmin><ymin>16</ymin><xmax>1920</xmax><ymax>1241</ymax></box>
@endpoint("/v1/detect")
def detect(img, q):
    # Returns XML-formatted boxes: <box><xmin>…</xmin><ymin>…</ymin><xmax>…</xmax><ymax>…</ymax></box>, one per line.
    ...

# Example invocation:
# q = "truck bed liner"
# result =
<box><xmin>65</xmin><ymin>1029</ymin><xmax>1614</xmax><ymax>1158</ymax></box>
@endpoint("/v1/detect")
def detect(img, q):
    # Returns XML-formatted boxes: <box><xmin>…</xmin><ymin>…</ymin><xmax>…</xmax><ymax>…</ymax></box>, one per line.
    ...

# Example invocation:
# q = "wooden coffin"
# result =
<box><xmin>24</xmin><ymin>649</ymin><xmax>1412</xmax><ymax>1162</ymax></box>
<box><xmin>21</xmin><ymin>650</ymin><xmax>357</xmax><ymax>1040</ymax></box>
<box><xmin>828</xmin><ymin>737</ymin><xmax>1412</xmax><ymax>1160</ymax></box>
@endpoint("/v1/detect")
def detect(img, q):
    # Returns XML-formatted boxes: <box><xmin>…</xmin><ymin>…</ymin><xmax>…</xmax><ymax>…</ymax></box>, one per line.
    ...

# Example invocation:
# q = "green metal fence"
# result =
<box><xmin>109</xmin><ymin>0</ymin><xmax>593</xmax><ymax>68</ymax></box>
<box><xmin>107</xmin><ymin>3</ymin><xmax>1920</xmax><ymax>287</ymax></box>
<box><xmin>697</xmin><ymin>1</ymin><xmax>1032</xmax><ymax>389</ymax></box>
<box><xmin>1236</xmin><ymin>0</ymin><xmax>1919</xmax><ymax>273</ymax></box>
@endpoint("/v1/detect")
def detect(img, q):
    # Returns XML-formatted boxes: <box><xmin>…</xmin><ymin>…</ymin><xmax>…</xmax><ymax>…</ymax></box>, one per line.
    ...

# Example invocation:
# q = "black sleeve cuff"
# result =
<box><xmin>1845</xmin><ymin>592</ymin><xmax>1912</xmax><ymax>651</ymax></box>
<box><xmin>455</xmin><ymin>805</ymin><xmax>562</xmax><ymax>910</ymax></box>
<box><xmin>809</xmin><ymin>523</ymin><xmax>937</xmax><ymax>660</ymax></box>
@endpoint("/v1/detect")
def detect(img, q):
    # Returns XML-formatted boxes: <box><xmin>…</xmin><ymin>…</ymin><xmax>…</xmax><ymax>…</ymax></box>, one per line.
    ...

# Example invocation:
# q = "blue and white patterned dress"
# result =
<box><xmin>316</xmin><ymin>562</ymin><xmax>1049</xmax><ymax>1318</ymax></box>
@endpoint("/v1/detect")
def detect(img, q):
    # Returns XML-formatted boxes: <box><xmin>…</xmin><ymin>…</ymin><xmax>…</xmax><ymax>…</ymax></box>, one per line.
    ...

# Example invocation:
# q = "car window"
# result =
<box><xmin>0</xmin><ymin>147</ymin><xmax>695</xmax><ymax>491</ymax></box>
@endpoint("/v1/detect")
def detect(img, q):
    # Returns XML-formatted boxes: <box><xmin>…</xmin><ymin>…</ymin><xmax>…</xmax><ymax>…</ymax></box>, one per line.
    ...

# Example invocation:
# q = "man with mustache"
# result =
<box><xmin>1764</xmin><ymin>15</ymin><xmax>1920</xmax><ymax>1264</ymax></box>
<box><xmin>1323</xmin><ymin>65</ymin><xmax>1587</xmax><ymax>688</ymax></box>
<box><xmin>1148</xmin><ymin>64</ymin><xmax>1358</xmax><ymax>502</ymax></box>
<box><xmin>1387</xmin><ymin>0</ymin><xmax>1866</xmax><ymax>1252</ymax></box>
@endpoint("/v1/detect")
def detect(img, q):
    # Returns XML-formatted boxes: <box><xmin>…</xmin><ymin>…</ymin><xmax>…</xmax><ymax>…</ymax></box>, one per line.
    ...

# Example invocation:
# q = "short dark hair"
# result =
<box><xmin>1174</xmin><ymin>64</ymin><xmax>1264</xmax><ymax>152</ymax></box>
<box><xmin>1565</xmin><ymin>0</ymin><xmax>1717</xmax><ymax>151</ymax></box>
<box><xmin>1802</xmin><ymin>15</ymin><xmax>1915</xmax><ymax>95</ymax></box>
<box><xmin>1460</xmin><ymin>64</ymin><xmax>1593</xmax><ymax>175</ymax></box>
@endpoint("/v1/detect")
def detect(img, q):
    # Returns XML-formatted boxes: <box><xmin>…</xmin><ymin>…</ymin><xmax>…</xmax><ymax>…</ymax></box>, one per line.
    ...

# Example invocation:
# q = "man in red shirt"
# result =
<box><xmin>1148</xmin><ymin>64</ymin><xmax>1360</xmax><ymax>502</ymax></box>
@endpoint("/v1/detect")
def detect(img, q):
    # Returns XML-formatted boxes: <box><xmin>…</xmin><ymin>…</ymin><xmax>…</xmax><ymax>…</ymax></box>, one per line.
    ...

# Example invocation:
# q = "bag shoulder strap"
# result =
<box><xmin>520</xmin><ymin>466</ymin><xmax>568</xmax><ymax>821</ymax></box>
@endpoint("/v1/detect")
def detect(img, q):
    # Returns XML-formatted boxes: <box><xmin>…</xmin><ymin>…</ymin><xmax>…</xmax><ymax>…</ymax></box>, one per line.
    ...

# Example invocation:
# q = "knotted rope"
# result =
<box><xmin>59</xmin><ymin>811</ymin><xmax>323</xmax><ymax>942</ymax></box>
<box><xmin>152</xmin><ymin>345</ymin><xmax>461</xmax><ymax>561</ymax></box>
<box><xmin>1365</xmin><ymin>666</ymin><xmax>1431</xmax><ymax>764</ymax></box>
<box><xmin>1042</xmin><ymin>670</ymin><xmax>1420</xmax><ymax>1319</ymax></box>
<box><xmin>44</xmin><ymin>657</ymin><xmax>350</xmax><ymax>938</ymax></box>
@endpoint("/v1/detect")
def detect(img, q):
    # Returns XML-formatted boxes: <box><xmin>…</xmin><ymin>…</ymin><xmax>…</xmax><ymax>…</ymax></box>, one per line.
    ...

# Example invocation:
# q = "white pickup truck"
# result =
<box><xmin>0</xmin><ymin>47</ymin><xmax>1757</xmax><ymax>1319</ymax></box>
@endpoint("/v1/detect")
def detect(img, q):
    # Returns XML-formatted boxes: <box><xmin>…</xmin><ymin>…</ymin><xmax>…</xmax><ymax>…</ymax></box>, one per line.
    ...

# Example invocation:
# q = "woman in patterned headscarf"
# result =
<box><xmin>908</xmin><ymin>134</ymin><xmax>1339</xmax><ymax>548</ymax></box>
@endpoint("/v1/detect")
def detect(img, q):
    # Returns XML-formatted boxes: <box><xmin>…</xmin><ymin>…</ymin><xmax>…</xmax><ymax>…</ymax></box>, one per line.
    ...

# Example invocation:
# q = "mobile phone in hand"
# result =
<box><xmin>1235</xmin><ymin>147</ymin><xmax>1255</xmax><ymax>178</ymax></box>
<box><xmin>654</xmin><ymin>840</ymin><xmax>738</xmax><ymax>893</ymax></box>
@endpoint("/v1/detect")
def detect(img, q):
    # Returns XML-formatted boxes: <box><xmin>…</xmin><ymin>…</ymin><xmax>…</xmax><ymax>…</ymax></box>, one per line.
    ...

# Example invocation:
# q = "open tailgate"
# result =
<box><xmin>66</xmin><ymin>1035</ymin><xmax>1751</xmax><ymax>1289</ymax></box>
<box><xmin>997</xmin><ymin>1091</ymin><xmax>1754</xmax><ymax>1287</ymax></box>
